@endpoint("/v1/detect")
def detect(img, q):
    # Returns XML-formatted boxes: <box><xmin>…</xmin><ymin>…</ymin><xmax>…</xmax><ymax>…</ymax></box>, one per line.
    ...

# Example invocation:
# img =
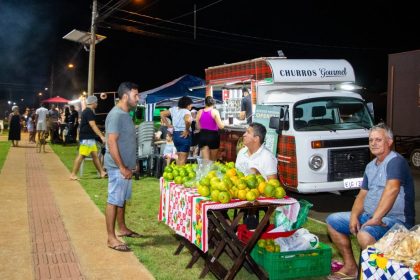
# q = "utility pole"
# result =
<box><xmin>87</xmin><ymin>0</ymin><xmax>98</xmax><ymax>97</ymax></box>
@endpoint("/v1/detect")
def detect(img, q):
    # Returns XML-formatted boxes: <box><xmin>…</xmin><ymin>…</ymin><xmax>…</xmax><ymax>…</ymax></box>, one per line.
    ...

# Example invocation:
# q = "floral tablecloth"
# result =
<box><xmin>361</xmin><ymin>247</ymin><xmax>418</xmax><ymax>280</ymax></box>
<box><xmin>158</xmin><ymin>178</ymin><xmax>297</xmax><ymax>252</ymax></box>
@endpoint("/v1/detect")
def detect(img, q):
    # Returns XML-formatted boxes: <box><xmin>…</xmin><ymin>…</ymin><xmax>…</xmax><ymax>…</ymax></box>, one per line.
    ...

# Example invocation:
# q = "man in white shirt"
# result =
<box><xmin>35</xmin><ymin>103</ymin><xmax>49</xmax><ymax>142</ymax></box>
<box><xmin>235</xmin><ymin>122</ymin><xmax>278</xmax><ymax>180</ymax></box>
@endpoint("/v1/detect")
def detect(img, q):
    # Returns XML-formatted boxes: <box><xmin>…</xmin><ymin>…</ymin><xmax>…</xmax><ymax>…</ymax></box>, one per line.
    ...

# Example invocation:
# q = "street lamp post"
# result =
<box><xmin>88</xmin><ymin>0</ymin><xmax>98</xmax><ymax>97</ymax></box>
<box><xmin>63</xmin><ymin>0</ymin><xmax>133</xmax><ymax>96</ymax></box>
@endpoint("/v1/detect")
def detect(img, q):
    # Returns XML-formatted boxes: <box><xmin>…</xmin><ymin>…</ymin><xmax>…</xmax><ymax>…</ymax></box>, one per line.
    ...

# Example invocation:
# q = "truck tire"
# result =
<box><xmin>410</xmin><ymin>148</ymin><xmax>420</xmax><ymax>169</ymax></box>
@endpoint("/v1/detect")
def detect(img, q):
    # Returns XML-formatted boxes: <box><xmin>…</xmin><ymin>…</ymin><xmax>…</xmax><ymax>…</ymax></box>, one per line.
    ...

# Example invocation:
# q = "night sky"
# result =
<box><xmin>1</xmin><ymin>0</ymin><xmax>420</xmax><ymax>109</ymax></box>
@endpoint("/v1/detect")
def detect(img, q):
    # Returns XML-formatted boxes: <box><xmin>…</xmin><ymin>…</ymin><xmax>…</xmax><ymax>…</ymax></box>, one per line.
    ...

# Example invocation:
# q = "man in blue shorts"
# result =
<box><xmin>104</xmin><ymin>82</ymin><xmax>140</xmax><ymax>252</ymax></box>
<box><xmin>326</xmin><ymin>123</ymin><xmax>415</xmax><ymax>279</ymax></box>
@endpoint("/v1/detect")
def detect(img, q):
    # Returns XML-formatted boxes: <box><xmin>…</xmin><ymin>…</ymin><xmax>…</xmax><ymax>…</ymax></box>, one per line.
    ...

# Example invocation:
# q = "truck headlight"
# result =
<box><xmin>309</xmin><ymin>155</ymin><xmax>323</xmax><ymax>170</ymax></box>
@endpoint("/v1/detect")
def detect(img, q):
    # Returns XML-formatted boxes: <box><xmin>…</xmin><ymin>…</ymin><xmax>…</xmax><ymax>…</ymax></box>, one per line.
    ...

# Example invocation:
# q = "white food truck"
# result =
<box><xmin>206</xmin><ymin>58</ymin><xmax>374</xmax><ymax>193</ymax></box>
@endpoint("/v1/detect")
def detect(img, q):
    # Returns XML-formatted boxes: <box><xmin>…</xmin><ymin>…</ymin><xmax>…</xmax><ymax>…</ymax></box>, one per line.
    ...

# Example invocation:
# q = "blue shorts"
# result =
<box><xmin>173</xmin><ymin>131</ymin><xmax>191</xmax><ymax>153</ymax></box>
<box><xmin>326</xmin><ymin>212</ymin><xmax>403</xmax><ymax>241</ymax></box>
<box><xmin>107</xmin><ymin>168</ymin><xmax>132</xmax><ymax>207</ymax></box>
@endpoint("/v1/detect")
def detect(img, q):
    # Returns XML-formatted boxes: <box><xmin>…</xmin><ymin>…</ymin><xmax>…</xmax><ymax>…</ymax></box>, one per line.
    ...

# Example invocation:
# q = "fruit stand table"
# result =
<box><xmin>158</xmin><ymin>178</ymin><xmax>297</xmax><ymax>279</ymax></box>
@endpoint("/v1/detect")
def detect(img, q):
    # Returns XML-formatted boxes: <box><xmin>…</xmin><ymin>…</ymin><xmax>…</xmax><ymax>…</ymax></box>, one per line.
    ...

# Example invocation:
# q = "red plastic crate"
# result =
<box><xmin>237</xmin><ymin>224</ymin><xmax>296</xmax><ymax>244</ymax></box>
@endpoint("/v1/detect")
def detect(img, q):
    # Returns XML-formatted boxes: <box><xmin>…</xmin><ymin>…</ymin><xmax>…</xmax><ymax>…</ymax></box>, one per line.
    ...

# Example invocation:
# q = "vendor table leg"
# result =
<box><xmin>200</xmin><ymin>211</ymin><xmax>244</xmax><ymax>278</ymax></box>
<box><xmin>223</xmin><ymin>206</ymin><xmax>275</xmax><ymax>280</ymax></box>
<box><xmin>207</xmin><ymin>213</ymin><xmax>260</xmax><ymax>279</ymax></box>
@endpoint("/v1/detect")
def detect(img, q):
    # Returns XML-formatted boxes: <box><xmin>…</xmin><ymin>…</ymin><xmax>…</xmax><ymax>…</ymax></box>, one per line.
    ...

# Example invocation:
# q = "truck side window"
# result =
<box><xmin>279</xmin><ymin>106</ymin><xmax>289</xmax><ymax>131</ymax></box>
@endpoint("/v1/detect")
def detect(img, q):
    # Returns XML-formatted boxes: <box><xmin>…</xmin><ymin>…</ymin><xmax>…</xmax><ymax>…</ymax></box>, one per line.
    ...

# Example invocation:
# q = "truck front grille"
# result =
<box><xmin>328</xmin><ymin>147</ymin><xmax>370</xmax><ymax>181</ymax></box>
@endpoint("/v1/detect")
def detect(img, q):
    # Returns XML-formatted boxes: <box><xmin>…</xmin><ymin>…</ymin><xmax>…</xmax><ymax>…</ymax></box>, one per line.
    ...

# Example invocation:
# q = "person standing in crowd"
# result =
<box><xmin>22</xmin><ymin>108</ymin><xmax>29</xmax><ymax>132</ymax></box>
<box><xmin>68</xmin><ymin>105</ymin><xmax>79</xmax><ymax>142</ymax></box>
<box><xmin>239</xmin><ymin>87</ymin><xmax>253</xmax><ymax>124</ymax></box>
<box><xmin>189</xmin><ymin>108</ymin><xmax>200</xmax><ymax>157</ymax></box>
<box><xmin>8</xmin><ymin>106</ymin><xmax>21</xmax><ymax>147</ymax></box>
<box><xmin>0</xmin><ymin>117</ymin><xmax>4</xmax><ymax>135</ymax></box>
<box><xmin>235</xmin><ymin>122</ymin><xmax>277</xmax><ymax>180</ymax></box>
<box><xmin>196</xmin><ymin>96</ymin><xmax>224</xmax><ymax>161</ymax></box>
<box><xmin>69</xmin><ymin>95</ymin><xmax>107</xmax><ymax>180</ymax></box>
<box><xmin>48</xmin><ymin>104</ymin><xmax>60</xmax><ymax>143</ymax></box>
<box><xmin>27</xmin><ymin>109</ymin><xmax>36</xmax><ymax>143</ymax></box>
<box><xmin>326</xmin><ymin>123</ymin><xmax>415</xmax><ymax>280</ymax></box>
<box><xmin>160</xmin><ymin>96</ymin><xmax>193</xmax><ymax>165</ymax></box>
<box><xmin>35</xmin><ymin>103</ymin><xmax>49</xmax><ymax>143</ymax></box>
<box><xmin>105</xmin><ymin>82</ymin><xmax>141</xmax><ymax>252</ymax></box>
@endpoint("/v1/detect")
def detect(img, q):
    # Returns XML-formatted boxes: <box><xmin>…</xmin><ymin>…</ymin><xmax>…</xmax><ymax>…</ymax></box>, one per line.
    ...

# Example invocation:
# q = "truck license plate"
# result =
<box><xmin>343</xmin><ymin>178</ymin><xmax>363</xmax><ymax>189</ymax></box>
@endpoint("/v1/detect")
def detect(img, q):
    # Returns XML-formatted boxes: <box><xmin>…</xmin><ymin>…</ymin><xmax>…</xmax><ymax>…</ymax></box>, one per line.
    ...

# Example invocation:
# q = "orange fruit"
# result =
<box><xmin>245</xmin><ymin>190</ymin><xmax>257</xmax><ymax>201</ymax></box>
<box><xmin>264</xmin><ymin>184</ymin><xmax>274</xmax><ymax>198</ymax></box>
<box><xmin>245</xmin><ymin>174</ymin><xmax>258</xmax><ymax>189</ymax></box>
<box><xmin>218</xmin><ymin>191</ymin><xmax>231</xmax><ymax>203</ymax></box>
<box><xmin>273</xmin><ymin>187</ymin><xmax>286</xmax><ymax>199</ymax></box>
<box><xmin>257</xmin><ymin>181</ymin><xmax>266</xmax><ymax>195</ymax></box>
<box><xmin>268</xmin><ymin>178</ymin><xmax>281</xmax><ymax>188</ymax></box>
<box><xmin>237</xmin><ymin>190</ymin><xmax>247</xmax><ymax>200</ymax></box>
<box><xmin>210</xmin><ymin>190</ymin><xmax>220</xmax><ymax>202</ymax></box>
<box><xmin>226</xmin><ymin>168</ymin><xmax>237</xmax><ymax>177</ymax></box>
<box><xmin>198</xmin><ymin>185</ymin><xmax>210</xmax><ymax>197</ymax></box>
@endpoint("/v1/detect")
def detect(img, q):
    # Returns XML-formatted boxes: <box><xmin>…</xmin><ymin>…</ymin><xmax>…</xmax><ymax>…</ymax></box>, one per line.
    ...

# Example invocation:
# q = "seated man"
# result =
<box><xmin>326</xmin><ymin>123</ymin><xmax>415</xmax><ymax>280</ymax></box>
<box><xmin>235</xmin><ymin>122</ymin><xmax>277</xmax><ymax>180</ymax></box>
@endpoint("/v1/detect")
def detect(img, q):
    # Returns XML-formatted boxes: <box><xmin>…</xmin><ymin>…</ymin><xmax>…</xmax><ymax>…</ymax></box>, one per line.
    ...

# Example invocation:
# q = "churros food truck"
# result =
<box><xmin>206</xmin><ymin>58</ymin><xmax>374</xmax><ymax>193</ymax></box>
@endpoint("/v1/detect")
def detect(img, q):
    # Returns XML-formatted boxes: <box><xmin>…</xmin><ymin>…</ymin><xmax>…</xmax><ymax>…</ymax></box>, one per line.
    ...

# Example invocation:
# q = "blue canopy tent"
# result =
<box><xmin>139</xmin><ymin>74</ymin><xmax>221</xmax><ymax>121</ymax></box>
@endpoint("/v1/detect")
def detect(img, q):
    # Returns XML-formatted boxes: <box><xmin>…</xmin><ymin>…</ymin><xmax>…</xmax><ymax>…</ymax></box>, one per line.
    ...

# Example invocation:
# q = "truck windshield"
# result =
<box><xmin>293</xmin><ymin>97</ymin><xmax>373</xmax><ymax>131</ymax></box>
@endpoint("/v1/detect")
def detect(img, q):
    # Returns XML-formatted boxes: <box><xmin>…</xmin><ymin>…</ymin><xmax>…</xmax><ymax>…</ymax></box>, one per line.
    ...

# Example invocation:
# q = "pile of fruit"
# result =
<box><xmin>162</xmin><ymin>162</ymin><xmax>197</xmax><ymax>186</ymax></box>
<box><xmin>257</xmin><ymin>238</ymin><xmax>281</xmax><ymax>253</ymax></box>
<box><xmin>163</xmin><ymin>161</ymin><xmax>287</xmax><ymax>203</ymax></box>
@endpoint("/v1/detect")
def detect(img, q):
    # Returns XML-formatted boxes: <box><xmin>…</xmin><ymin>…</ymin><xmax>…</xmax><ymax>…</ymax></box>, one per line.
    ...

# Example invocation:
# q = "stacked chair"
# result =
<box><xmin>135</xmin><ymin>121</ymin><xmax>155</xmax><ymax>179</ymax></box>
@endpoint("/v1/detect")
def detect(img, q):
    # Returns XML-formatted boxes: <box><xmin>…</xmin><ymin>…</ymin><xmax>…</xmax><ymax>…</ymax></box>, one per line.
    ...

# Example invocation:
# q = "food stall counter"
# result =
<box><xmin>219</xmin><ymin>124</ymin><xmax>247</xmax><ymax>162</ymax></box>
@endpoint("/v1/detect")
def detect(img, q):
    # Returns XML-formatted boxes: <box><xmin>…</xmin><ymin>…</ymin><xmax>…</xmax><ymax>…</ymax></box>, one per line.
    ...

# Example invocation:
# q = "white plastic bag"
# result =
<box><xmin>274</xmin><ymin>228</ymin><xmax>319</xmax><ymax>252</ymax></box>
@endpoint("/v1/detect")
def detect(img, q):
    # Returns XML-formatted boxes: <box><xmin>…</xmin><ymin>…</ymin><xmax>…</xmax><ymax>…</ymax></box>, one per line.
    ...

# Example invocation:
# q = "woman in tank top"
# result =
<box><xmin>196</xmin><ymin>96</ymin><xmax>224</xmax><ymax>161</ymax></box>
<box><xmin>160</xmin><ymin>96</ymin><xmax>193</xmax><ymax>165</ymax></box>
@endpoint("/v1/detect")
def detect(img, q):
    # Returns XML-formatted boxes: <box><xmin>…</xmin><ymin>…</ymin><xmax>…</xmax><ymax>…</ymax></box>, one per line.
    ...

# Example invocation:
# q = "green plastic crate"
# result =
<box><xmin>257</xmin><ymin>242</ymin><xmax>332</xmax><ymax>280</ymax></box>
<box><xmin>251</xmin><ymin>246</ymin><xmax>265</xmax><ymax>266</ymax></box>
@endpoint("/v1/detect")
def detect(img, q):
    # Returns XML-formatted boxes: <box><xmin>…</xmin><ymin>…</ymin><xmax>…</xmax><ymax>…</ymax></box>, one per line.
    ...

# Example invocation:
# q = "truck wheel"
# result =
<box><xmin>410</xmin><ymin>148</ymin><xmax>420</xmax><ymax>169</ymax></box>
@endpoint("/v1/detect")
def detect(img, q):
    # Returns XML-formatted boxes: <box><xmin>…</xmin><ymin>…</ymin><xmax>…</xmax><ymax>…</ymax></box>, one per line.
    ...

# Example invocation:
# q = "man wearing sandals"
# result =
<box><xmin>326</xmin><ymin>123</ymin><xmax>415</xmax><ymax>279</ymax></box>
<box><xmin>69</xmin><ymin>95</ymin><xmax>107</xmax><ymax>180</ymax></box>
<box><xmin>104</xmin><ymin>82</ymin><xmax>141</xmax><ymax>252</ymax></box>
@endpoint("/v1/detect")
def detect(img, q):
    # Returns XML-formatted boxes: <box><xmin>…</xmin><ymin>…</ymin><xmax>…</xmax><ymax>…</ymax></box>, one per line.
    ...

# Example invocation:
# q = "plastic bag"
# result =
<box><xmin>374</xmin><ymin>223</ymin><xmax>408</xmax><ymax>255</ymax></box>
<box><xmin>274</xmin><ymin>228</ymin><xmax>319</xmax><ymax>252</ymax></box>
<box><xmin>381</xmin><ymin>224</ymin><xmax>420</xmax><ymax>266</ymax></box>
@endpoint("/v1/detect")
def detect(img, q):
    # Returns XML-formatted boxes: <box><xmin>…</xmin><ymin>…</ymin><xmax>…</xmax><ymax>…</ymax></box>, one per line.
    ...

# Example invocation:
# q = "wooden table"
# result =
<box><xmin>159</xmin><ymin>179</ymin><xmax>298</xmax><ymax>279</ymax></box>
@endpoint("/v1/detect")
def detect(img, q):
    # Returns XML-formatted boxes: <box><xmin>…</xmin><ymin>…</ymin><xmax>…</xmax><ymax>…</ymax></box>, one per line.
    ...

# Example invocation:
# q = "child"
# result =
<box><xmin>162</xmin><ymin>133</ymin><xmax>177</xmax><ymax>165</ymax></box>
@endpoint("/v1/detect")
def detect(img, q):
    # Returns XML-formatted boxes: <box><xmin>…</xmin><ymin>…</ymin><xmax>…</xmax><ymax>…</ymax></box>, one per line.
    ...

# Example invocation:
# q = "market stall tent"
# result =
<box><xmin>139</xmin><ymin>74</ymin><xmax>221</xmax><ymax>104</ymax></box>
<box><xmin>139</xmin><ymin>74</ymin><xmax>221</xmax><ymax>121</ymax></box>
<box><xmin>41</xmin><ymin>96</ymin><xmax>70</xmax><ymax>103</ymax></box>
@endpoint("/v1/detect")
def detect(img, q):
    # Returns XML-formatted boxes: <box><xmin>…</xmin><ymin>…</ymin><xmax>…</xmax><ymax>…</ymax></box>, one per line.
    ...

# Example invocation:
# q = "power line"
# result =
<box><xmin>108</xmin><ymin>10</ymin><xmax>388</xmax><ymax>51</ymax></box>
<box><xmin>169</xmin><ymin>0</ymin><xmax>224</xmax><ymax>21</ymax></box>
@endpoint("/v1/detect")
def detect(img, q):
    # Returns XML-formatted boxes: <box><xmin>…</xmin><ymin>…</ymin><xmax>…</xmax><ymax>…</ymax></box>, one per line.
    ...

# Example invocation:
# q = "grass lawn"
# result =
<box><xmin>50</xmin><ymin>143</ymin><xmax>361</xmax><ymax>280</ymax></box>
<box><xmin>0</xmin><ymin>139</ymin><xmax>11</xmax><ymax>172</ymax></box>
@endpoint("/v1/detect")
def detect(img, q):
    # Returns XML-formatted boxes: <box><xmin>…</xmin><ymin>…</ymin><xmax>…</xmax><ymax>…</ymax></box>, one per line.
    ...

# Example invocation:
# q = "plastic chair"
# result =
<box><xmin>136</xmin><ymin>121</ymin><xmax>155</xmax><ymax>178</ymax></box>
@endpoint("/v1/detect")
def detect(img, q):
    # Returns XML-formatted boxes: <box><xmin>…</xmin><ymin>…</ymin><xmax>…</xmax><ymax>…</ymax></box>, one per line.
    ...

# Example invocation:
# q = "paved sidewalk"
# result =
<box><xmin>0</xmin><ymin>138</ymin><xmax>154</xmax><ymax>280</ymax></box>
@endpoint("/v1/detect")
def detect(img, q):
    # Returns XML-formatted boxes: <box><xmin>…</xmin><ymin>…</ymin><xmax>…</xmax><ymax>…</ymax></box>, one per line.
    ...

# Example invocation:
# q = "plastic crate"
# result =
<box><xmin>251</xmin><ymin>246</ymin><xmax>265</xmax><ymax>265</ymax></box>
<box><xmin>258</xmin><ymin>242</ymin><xmax>332</xmax><ymax>280</ymax></box>
<box><xmin>237</xmin><ymin>224</ymin><xmax>297</xmax><ymax>245</ymax></box>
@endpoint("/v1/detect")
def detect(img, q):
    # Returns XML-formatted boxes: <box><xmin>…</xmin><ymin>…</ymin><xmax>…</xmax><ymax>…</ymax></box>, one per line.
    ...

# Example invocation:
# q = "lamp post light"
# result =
<box><xmin>63</xmin><ymin>0</ymin><xmax>134</xmax><ymax>96</ymax></box>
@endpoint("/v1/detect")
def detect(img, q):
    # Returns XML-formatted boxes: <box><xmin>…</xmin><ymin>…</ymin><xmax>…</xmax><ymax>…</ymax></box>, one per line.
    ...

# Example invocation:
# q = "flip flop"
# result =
<box><xmin>118</xmin><ymin>232</ymin><xmax>142</xmax><ymax>238</ymax></box>
<box><xmin>108</xmin><ymin>244</ymin><xmax>131</xmax><ymax>252</ymax></box>
<box><xmin>69</xmin><ymin>177</ymin><xmax>79</xmax><ymax>181</ymax></box>
<box><xmin>327</xmin><ymin>271</ymin><xmax>356</xmax><ymax>280</ymax></box>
